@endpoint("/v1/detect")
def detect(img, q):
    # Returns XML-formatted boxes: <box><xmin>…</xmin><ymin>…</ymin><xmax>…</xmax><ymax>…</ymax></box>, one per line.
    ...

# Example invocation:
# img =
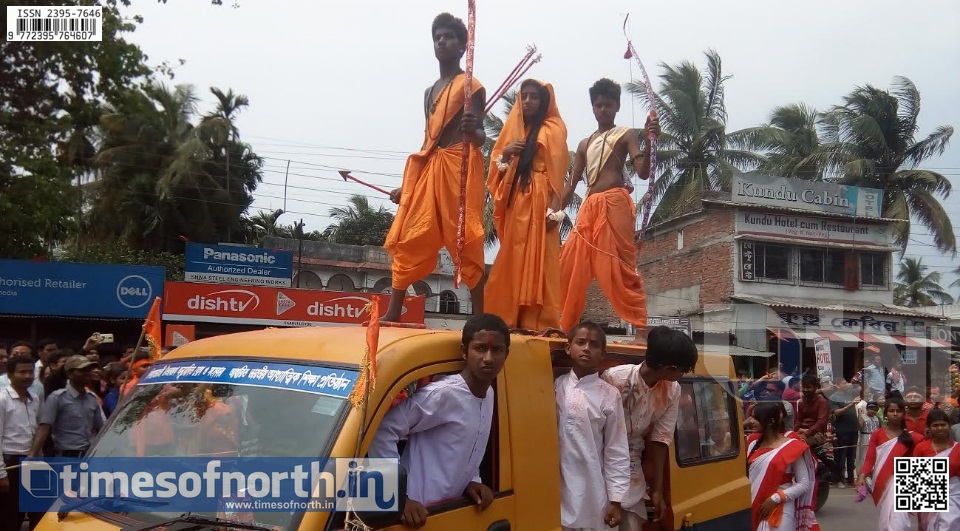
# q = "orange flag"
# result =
<box><xmin>349</xmin><ymin>296</ymin><xmax>381</xmax><ymax>408</ymax></box>
<box><xmin>143</xmin><ymin>297</ymin><xmax>163</xmax><ymax>359</ymax></box>
<box><xmin>366</xmin><ymin>295</ymin><xmax>381</xmax><ymax>386</ymax></box>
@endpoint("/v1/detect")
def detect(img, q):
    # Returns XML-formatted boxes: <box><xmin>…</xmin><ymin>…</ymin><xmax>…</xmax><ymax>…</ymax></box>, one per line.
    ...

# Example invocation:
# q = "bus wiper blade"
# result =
<box><xmin>126</xmin><ymin>512</ymin><xmax>278</xmax><ymax>531</ymax></box>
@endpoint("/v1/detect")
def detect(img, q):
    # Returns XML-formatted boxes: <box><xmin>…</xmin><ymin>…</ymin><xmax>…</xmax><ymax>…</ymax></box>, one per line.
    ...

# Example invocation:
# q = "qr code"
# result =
<box><xmin>894</xmin><ymin>457</ymin><xmax>949</xmax><ymax>512</ymax></box>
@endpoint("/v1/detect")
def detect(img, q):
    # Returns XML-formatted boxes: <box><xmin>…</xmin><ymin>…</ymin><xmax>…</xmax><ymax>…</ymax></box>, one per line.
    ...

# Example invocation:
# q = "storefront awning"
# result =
<box><xmin>768</xmin><ymin>328</ymin><xmax>950</xmax><ymax>349</ymax></box>
<box><xmin>896</xmin><ymin>336</ymin><xmax>952</xmax><ymax>348</ymax></box>
<box><xmin>819</xmin><ymin>331</ymin><xmax>863</xmax><ymax>343</ymax></box>
<box><xmin>702</xmin><ymin>344</ymin><xmax>775</xmax><ymax>358</ymax></box>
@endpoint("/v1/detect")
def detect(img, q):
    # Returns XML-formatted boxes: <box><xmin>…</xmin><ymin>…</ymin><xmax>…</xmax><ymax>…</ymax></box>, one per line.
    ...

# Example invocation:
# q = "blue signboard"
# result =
<box><xmin>0</xmin><ymin>260</ymin><xmax>165</xmax><ymax>319</ymax></box>
<box><xmin>184</xmin><ymin>242</ymin><xmax>293</xmax><ymax>287</ymax></box>
<box><xmin>140</xmin><ymin>359</ymin><xmax>358</xmax><ymax>399</ymax></box>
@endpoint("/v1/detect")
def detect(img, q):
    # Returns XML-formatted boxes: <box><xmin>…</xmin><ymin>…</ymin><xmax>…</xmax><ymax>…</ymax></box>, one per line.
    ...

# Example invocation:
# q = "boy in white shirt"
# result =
<box><xmin>556</xmin><ymin>322</ymin><xmax>630</xmax><ymax>530</ymax></box>
<box><xmin>368</xmin><ymin>313</ymin><xmax>510</xmax><ymax>528</ymax></box>
<box><xmin>601</xmin><ymin>326</ymin><xmax>698</xmax><ymax>531</ymax></box>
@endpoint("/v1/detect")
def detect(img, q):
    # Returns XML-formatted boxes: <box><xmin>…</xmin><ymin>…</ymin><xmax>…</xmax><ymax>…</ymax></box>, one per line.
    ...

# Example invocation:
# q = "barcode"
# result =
<box><xmin>16</xmin><ymin>18</ymin><xmax>99</xmax><ymax>35</ymax></box>
<box><xmin>6</xmin><ymin>6</ymin><xmax>103</xmax><ymax>42</ymax></box>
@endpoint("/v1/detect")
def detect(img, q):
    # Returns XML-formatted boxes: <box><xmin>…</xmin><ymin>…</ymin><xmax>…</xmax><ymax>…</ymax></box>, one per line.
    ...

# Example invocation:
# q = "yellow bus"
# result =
<box><xmin>36</xmin><ymin>325</ymin><xmax>750</xmax><ymax>530</ymax></box>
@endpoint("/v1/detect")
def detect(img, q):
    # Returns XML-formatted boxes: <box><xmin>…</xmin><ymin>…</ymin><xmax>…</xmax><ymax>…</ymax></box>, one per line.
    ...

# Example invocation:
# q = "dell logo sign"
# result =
<box><xmin>116</xmin><ymin>275</ymin><xmax>153</xmax><ymax>309</ymax></box>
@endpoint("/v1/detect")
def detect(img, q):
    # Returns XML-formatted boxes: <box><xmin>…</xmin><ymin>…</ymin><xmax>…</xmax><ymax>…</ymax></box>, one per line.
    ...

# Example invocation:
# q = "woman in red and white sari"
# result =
<box><xmin>747</xmin><ymin>402</ymin><xmax>820</xmax><ymax>531</ymax></box>
<box><xmin>913</xmin><ymin>409</ymin><xmax>960</xmax><ymax>531</ymax></box>
<box><xmin>857</xmin><ymin>395</ymin><xmax>924</xmax><ymax>531</ymax></box>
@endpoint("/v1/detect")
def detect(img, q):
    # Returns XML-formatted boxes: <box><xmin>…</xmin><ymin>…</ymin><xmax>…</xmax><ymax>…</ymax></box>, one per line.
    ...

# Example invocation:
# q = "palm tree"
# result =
<box><xmin>894</xmin><ymin>257</ymin><xmax>954</xmax><ymax>307</ymax></box>
<box><xmin>738</xmin><ymin>103</ymin><xmax>823</xmax><ymax>180</ymax></box>
<box><xmin>482</xmin><ymin>89</ymin><xmax>579</xmax><ymax>247</ymax></box>
<box><xmin>951</xmin><ymin>264</ymin><xmax>960</xmax><ymax>300</ymax></box>
<box><xmin>322</xmin><ymin>194</ymin><xmax>394</xmax><ymax>246</ymax></box>
<box><xmin>818</xmin><ymin>77</ymin><xmax>955</xmax><ymax>255</ymax></box>
<box><xmin>626</xmin><ymin>49</ymin><xmax>764</xmax><ymax>224</ymax></box>
<box><xmin>86</xmin><ymin>82</ymin><xmax>263</xmax><ymax>252</ymax></box>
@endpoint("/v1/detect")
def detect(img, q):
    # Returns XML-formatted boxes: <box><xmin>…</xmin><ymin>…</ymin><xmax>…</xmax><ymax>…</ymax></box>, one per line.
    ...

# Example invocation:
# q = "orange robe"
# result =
<box><xmin>559</xmin><ymin>187</ymin><xmax>647</xmax><ymax>333</ymax></box>
<box><xmin>385</xmin><ymin>74</ymin><xmax>486</xmax><ymax>291</ymax></box>
<box><xmin>485</xmin><ymin>81</ymin><xmax>568</xmax><ymax>331</ymax></box>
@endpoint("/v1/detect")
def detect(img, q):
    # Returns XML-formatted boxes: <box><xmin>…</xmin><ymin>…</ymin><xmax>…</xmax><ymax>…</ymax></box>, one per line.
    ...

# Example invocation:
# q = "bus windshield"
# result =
<box><xmin>85</xmin><ymin>359</ymin><xmax>357</xmax><ymax>529</ymax></box>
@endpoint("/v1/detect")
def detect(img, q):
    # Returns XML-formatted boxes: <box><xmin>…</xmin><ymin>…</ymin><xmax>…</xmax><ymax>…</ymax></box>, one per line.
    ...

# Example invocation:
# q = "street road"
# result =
<box><xmin>816</xmin><ymin>487</ymin><xmax>919</xmax><ymax>530</ymax></box>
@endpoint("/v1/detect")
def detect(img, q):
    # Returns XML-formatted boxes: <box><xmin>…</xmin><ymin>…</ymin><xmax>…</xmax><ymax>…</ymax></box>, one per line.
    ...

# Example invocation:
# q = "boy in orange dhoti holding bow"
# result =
<box><xmin>383</xmin><ymin>12</ymin><xmax>487</xmax><ymax>322</ymax></box>
<box><xmin>558</xmin><ymin>78</ymin><xmax>659</xmax><ymax>341</ymax></box>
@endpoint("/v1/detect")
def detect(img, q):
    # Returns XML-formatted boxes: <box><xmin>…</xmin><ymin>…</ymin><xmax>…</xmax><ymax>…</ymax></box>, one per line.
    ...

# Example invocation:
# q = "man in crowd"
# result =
<box><xmin>30</xmin><ymin>355</ymin><xmax>105</xmax><ymax>458</ymax></box>
<box><xmin>0</xmin><ymin>354</ymin><xmax>43</xmax><ymax>529</ymax></box>
<box><xmin>828</xmin><ymin>378</ymin><xmax>859</xmax><ymax>488</ymax></box>
<box><xmin>795</xmin><ymin>374</ymin><xmax>830</xmax><ymax>448</ymax></box>
<box><xmin>862</xmin><ymin>352</ymin><xmax>886</xmax><ymax>400</ymax></box>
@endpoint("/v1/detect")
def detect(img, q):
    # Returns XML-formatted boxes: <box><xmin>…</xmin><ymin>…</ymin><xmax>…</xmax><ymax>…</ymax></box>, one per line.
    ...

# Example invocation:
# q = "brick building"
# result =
<box><xmin>639</xmin><ymin>174</ymin><xmax>949</xmax><ymax>384</ymax></box>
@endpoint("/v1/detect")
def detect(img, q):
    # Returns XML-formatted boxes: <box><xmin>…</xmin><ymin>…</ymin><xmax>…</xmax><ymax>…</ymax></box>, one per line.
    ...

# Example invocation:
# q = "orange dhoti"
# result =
<box><xmin>559</xmin><ymin>187</ymin><xmax>647</xmax><ymax>333</ymax></box>
<box><xmin>384</xmin><ymin>73</ymin><xmax>486</xmax><ymax>291</ymax></box>
<box><xmin>385</xmin><ymin>144</ymin><xmax>485</xmax><ymax>291</ymax></box>
<box><xmin>485</xmin><ymin>80</ymin><xmax>567</xmax><ymax>331</ymax></box>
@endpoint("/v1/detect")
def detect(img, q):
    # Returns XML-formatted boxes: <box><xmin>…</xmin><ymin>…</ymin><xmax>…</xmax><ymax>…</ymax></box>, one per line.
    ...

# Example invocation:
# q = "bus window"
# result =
<box><xmin>676</xmin><ymin>380</ymin><xmax>740</xmax><ymax>465</ymax></box>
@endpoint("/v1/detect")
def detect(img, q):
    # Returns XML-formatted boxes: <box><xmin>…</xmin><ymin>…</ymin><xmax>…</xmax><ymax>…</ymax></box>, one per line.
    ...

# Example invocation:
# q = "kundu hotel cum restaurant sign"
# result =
<box><xmin>162</xmin><ymin>282</ymin><xmax>425</xmax><ymax>327</ymax></box>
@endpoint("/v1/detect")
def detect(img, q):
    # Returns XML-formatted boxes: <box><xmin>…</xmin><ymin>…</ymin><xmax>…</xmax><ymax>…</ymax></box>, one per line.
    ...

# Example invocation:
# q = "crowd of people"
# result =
<box><xmin>741</xmin><ymin>355</ymin><xmax>960</xmax><ymax>531</ymax></box>
<box><xmin>0</xmin><ymin>334</ymin><xmax>174</xmax><ymax>530</ymax></box>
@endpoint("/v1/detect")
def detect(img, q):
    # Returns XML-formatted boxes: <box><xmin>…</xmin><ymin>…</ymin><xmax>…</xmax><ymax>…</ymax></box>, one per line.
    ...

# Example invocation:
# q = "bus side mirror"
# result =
<box><xmin>352</xmin><ymin>464</ymin><xmax>406</xmax><ymax>527</ymax></box>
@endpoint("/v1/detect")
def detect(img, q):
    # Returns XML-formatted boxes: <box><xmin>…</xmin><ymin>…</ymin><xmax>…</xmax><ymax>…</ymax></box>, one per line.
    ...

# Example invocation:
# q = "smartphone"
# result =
<box><xmin>100</xmin><ymin>333</ymin><xmax>114</xmax><ymax>344</ymax></box>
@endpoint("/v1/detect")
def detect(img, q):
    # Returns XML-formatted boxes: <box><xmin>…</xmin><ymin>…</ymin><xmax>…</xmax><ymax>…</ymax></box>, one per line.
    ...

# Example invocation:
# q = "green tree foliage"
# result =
<box><xmin>745</xmin><ymin>78</ymin><xmax>955</xmax><ymax>255</ymax></box>
<box><xmin>0</xmin><ymin>0</ymin><xmax>150</xmax><ymax>257</ymax></box>
<box><xmin>893</xmin><ymin>257</ymin><xmax>953</xmax><ymax>307</ymax></box>
<box><xmin>820</xmin><ymin>78</ymin><xmax>955</xmax><ymax>255</ymax></box>
<box><xmin>59</xmin><ymin>241</ymin><xmax>185</xmax><ymax>281</ymax></box>
<box><xmin>1</xmin><ymin>0</ymin><xmax>228</xmax><ymax>259</ymax></box>
<box><xmin>626</xmin><ymin>49</ymin><xmax>763</xmax><ymax>224</ymax></box>
<box><xmin>83</xmin><ymin>83</ymin><xmax>263</xmax><ymax>253</ymax></box>
<box><xmin>319</xmin><ymin>195</ymin><xmax>394</xmax><ymax>246</ymax></box>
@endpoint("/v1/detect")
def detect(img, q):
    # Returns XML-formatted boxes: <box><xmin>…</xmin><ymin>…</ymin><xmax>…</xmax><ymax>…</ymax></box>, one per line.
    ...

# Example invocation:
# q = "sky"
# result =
<box><xmin>123</xmin><ymin>0</ymin><xmax>960</xmax><ymax>291</ymax></box>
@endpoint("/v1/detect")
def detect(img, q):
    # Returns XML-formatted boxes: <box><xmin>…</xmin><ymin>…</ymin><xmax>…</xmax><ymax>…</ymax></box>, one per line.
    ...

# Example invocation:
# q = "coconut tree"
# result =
<box><xmin>894</xmin><ymin>257</ymin><xmax>954</xmax><ymax>307</ymax></box>
<box><xmin>626</xmin><ymin>49</ymin><xmax>764</xmax><ymax>224</ymax></box>
<box><xmin>818</xmin><ymin>77</ymin><xmax>955</xmax><ymax>255</ymax></box>
<box><xmin>321</xmin><ymin>194</ymin><xmax>394</xmax><ymax>246</ymax></box>
<box><xmin>737</xmin><ymin>103</ymin><xmax>823</xmax><ymax>180</ymax></box>
<box><xmin>86</xmin><ymin>82</ymin><xmax>263</xmax><ymax>252</ymax></box>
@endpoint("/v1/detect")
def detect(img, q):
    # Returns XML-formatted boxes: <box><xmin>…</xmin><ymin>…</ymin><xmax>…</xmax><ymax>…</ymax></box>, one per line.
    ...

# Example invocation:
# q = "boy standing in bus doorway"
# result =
<box><xmin>600</xmin><ymin>326</ymin><xmax>698</xmax><ymax>530</ymax></box>
<box><xmin>556</xmin><ymin>322</ymin><xmax>630</xmax><ymax>530</ymax></box>
<box><xmin>367</xmin><ymin>313</ymin><xmax>508</xmax><ymax>528</ymax></box>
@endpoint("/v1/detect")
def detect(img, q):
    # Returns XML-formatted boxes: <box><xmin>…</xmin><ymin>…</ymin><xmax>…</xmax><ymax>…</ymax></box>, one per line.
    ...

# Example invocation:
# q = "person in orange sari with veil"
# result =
<box><xmin>383</xmin><ymin>12</ymin><xmax>487</xmax><ymax>322</ymax></box>
<box><xmin>558</xmin><ymin>79</ymin><xmax>659</xmax><ymax>340</ymax></box>
<box><xmin>485</xmin><ymin>79</ymin><xmax>568</xmax><ymax>331</ymax></box>
<box><xmin>747</xmin><ymin>401</ymin><xmax>820</xmax><ymax>531</ymax></box>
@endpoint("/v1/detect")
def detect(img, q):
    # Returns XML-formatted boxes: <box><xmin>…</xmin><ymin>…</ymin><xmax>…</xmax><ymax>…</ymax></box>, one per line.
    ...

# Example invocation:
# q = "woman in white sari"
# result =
<box><xmin>857</xmin><ymin>395</ymin><xmax>923</xmax><ymax>531</ymax></box>
<box><xmin>913</xmin><ymin>409</ymin><xmax>960</xmax><ymax>531</ymax></box>
<box><xmin>747</xmin><ymin>401</ymin><xmax>820</xmax><ymax>531</ymax></box>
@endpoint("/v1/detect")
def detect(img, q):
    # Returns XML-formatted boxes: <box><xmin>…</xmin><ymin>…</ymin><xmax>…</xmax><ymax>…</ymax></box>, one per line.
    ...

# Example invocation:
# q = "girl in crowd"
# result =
<box><xmin>857</xmin><ymin>394</ymin><xmax>924</xmax><ymax>530</ymax></box>
<box><xmin>913</xmin><ymin>409</ymin><xmax>959</xmax><ymax>530</ymax></box>
<box><xmin>746</xmin><ymin>401</ymin><xmax>820</xmax><ymax>531</ymax></box>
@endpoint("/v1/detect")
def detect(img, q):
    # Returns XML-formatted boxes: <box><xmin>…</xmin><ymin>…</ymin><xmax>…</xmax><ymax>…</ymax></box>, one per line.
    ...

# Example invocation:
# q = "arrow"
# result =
<box><xmin>338</xmin><ymin>171</ymin><xmax>392</xmax><ymax>196</ymax></box>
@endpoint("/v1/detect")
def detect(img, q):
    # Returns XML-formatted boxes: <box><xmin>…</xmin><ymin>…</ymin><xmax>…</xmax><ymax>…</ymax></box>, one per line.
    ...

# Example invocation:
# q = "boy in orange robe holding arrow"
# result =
<box><xmin>383</xmin><ymin>12</ymin><xmax>487</xmax><ymax>322</ymax></box>
<box><xmin>558</xmin><ymin>79</ymin><xmax>659</xmax><ymax>341</ymax></box>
